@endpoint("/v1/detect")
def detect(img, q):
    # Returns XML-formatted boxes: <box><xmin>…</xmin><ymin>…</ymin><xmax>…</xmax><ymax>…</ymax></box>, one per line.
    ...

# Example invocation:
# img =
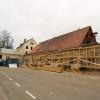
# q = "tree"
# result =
<box><xmin>0</xmin><ymin>30</ymin><xmax>14</xmax><ymax>49</ymax></box>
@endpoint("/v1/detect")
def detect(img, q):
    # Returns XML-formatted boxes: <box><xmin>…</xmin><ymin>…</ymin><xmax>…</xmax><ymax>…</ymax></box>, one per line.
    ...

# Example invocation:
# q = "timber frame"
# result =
<box><xmin>23</xmin><ymin>44</ymin><xmax>100</xmax><ymax>72</ymax></box>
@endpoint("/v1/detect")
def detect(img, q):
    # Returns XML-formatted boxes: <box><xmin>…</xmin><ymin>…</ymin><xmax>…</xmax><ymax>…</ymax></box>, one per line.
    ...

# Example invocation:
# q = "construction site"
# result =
<box><xmin>23</xmin><ymin>26</ymin><xmax>100</xmax><ymax>74</ymax></box>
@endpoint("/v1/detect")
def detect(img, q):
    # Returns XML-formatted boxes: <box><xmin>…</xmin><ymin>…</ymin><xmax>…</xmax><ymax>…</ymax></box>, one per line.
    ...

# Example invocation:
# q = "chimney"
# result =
<box><xmin>24</xmin><ymin>39</ymin><xmax>27</xmax><ymax>43</ymax></box>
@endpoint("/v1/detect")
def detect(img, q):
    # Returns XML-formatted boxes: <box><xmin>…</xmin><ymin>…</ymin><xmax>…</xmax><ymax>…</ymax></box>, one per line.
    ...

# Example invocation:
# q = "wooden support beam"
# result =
<box><xmin>80</xmin><ymin>58</ymin><xmax>100</xmax><ymax>67</ymax></box>
<box><xmin>94</xmin><ymin>46</ymin><xmax>96</xmax><ymax>67</ymax></box>
<box><xmin>86</xmin><ymin>47</ymin><xmax>88</xmax><ymax>66</ymax></box>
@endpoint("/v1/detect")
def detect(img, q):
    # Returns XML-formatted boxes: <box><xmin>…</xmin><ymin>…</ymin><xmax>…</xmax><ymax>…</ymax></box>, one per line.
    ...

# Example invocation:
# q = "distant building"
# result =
<box><xmin>16</xmin><ymin>38</ymin><xmax>37</xmax><ymax>55</ymax></box>
<box><xmin>0</xmin><ymin>48</ymin><xmax>21</xmax><ymax>60</ymax></box>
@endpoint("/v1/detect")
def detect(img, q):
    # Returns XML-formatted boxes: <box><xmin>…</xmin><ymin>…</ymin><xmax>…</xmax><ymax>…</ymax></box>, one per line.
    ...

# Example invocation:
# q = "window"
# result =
<box><xmin>25</xmin><ymin>51</ymin><xmax>28</xmax><ymax>54</ymax></box>
<box><xmin>31</xmin><ymin>47</ymin><xmax>33</xmax><ymax>50</ymax></box>
<box><xmin>30</xmin><ymin>42</ymin><xmax>34</xmax><ymax>45</ymax></box>
<box><xmin>26</xmin><ymin>46</ymin><xmax>28</xmax><ymax>49</ymax></box>
<box><xmin>0</xmin><ymin>55</ymin><xmax>2</xmax><ymax>59</ymax></box>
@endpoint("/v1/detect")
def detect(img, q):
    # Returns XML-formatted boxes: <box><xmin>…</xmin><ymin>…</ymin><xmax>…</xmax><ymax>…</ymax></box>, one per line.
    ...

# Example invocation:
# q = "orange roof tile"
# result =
<box><xmin>32</xmin><ymin>26</ymin><xmax>93</xmax><ymax>53</ymax></box>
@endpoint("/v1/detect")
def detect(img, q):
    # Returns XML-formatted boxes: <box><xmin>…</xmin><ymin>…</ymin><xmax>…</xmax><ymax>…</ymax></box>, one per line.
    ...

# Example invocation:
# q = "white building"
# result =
<box><xmin>16</xmin><ymin>38</ymin><xmax>37</xmax><ymax>55</ymax></box>
<box><xmin>0</xmin><ymin>48</ymin><xmax>21</xmax><ymax>60</ymax></box>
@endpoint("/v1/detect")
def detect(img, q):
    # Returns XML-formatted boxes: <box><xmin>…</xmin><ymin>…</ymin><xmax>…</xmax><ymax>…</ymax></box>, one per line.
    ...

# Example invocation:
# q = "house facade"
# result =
<box><xmin>17</xmin><ymin>38</ymin><xmax>37</xmax><ymax>56</ymax></box>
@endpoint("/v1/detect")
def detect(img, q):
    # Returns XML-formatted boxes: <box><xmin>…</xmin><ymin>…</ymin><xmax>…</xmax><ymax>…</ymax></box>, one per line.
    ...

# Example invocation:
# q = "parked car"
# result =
<box><xmin>0</xmin><ymin>60</ymin><xmax>6</xmax><ymax>66</ymax></box>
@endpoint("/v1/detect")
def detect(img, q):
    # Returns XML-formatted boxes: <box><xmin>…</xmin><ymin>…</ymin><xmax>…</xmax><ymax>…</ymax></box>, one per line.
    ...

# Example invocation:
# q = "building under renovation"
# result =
<box><xmin>23</xmin><ymin>26</ymin><xmax>100</xmax><ymax>73</ymax></box>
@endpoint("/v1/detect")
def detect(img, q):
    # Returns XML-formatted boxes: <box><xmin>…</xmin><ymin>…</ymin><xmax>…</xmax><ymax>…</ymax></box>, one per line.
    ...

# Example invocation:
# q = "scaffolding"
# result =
<box><xmin>23</xmin><ymin>44</ymin><xmax>100</xmax><ymax>73</ymax></box>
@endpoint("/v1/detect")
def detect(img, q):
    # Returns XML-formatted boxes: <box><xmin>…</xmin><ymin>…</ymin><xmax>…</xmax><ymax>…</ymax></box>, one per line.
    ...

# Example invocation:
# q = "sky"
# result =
<box><xmin>0</xmin><ymin>0</ymin><xmax>100</xmax><ymax>48</ymax></box>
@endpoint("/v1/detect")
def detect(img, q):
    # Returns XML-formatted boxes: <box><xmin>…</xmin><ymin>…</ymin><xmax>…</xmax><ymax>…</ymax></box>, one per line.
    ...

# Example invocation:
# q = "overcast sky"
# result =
<box><xmin>0</xmin><ymin>0</ymin><xmax>100</xmax><ymax>48</ymax></box>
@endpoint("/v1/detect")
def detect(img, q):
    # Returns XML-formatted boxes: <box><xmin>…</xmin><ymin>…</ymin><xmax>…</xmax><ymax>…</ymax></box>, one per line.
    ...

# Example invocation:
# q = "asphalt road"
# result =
<box><xmin>0</xmin><ymin>67</ymin><xmax>100</xmax><ymax>100</ymax></box>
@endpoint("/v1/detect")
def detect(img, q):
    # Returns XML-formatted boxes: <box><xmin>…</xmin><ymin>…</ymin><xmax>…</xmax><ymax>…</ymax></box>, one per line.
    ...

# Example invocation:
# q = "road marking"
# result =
<box><xmin>14</xmin><ymin>82</ymin><xmax>21</xmax><ymax>87</ymax></box>
<box><xmin>8</xmin><ymin>77</ymin><xmax>13</xmax><ymax>81</ymax></box>
<box><xmin>25</xmin><ymin>90</ymin><xmax>36</xmax><ymax>99</ymax></box>
<box><xmin>4</xmin><ymin>74</ymin><xmax>8</xmax><ymax>77</ymax></box>
<box><xmin>49</xmin><ymin>91</ymin><xmax>53</xmax><ymax>95</ymax></box>
<box><xmin>2</xmin><ymin>72</ymin><xmax>5</xmax><ymax>74</ymax></box>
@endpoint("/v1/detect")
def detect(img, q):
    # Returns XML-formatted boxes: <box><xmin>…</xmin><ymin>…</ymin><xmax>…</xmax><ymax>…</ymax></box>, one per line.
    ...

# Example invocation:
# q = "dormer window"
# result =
<box><xmin>30</xmin><ymin>42</ymin><xmax>34</xmax><ymax>45</ymax></box>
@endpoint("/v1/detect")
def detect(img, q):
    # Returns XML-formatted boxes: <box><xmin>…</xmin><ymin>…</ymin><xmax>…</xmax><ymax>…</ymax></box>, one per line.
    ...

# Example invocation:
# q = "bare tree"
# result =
<box><xmin>0</xmin><ymin>30</ymin><xmax>14</xmax><ymax>49</ymax></box>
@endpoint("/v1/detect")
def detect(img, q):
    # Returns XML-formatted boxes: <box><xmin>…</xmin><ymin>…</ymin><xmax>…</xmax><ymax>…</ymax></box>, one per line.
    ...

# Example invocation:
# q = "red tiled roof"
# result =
<box><xmin>32</xmin><ymin>26</ymin><xmax>92</xmax><ymax>53</ymax></box>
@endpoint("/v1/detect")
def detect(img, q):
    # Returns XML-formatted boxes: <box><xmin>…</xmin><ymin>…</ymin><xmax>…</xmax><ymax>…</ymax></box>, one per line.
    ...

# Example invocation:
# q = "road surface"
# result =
<box><xmin>0</xmin><ymin>67</ymin><xmax>100</xmax><ymax>100</ymax></box>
